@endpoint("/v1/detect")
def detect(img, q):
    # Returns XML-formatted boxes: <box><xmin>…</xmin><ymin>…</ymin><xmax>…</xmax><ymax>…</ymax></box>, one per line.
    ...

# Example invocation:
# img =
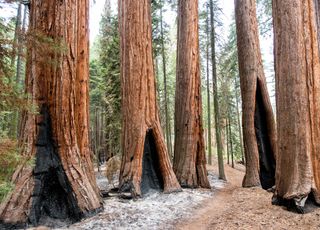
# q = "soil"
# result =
<box><xmin>45</xmin><ymin>159</ymin><xmax>320</xmax><ymax>229</ymax></box>
<box><xmin>176</xmin><ymin>161</ymin><xmax>320</xmax><ymax>230</ymax></box>
<box><xmin>68</xmin><ymin>166</ymin><xmax>225</xmax><ymax>230</ymax></box>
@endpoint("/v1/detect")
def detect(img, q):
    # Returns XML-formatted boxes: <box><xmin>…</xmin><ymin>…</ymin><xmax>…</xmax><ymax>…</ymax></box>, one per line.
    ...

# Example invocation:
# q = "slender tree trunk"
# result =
<box><xmin>168</xmin><ymin>115</ymin><xmax>173</xmax><ymax>159</ymax></box>
<box><xmin>154</xmin><ymin>57</ymin><xmax>161</xmax><ymax>110</ymax></box>
<box><xmin>209</xmin><ymin>0</ymin><xmax>226</xmax><ymax>180</ymax></box>
<box><xmin>118</xmin><ymin>0</ymin><xmax>181</xmax><ymax>197</ymax></box>
<box><xmin>0</xmin><ymin>0</ymin><xmax>102</xmax><ymax>226</ymax></box>
<box><xmin>160</xmin><ymin>2</ymin><xmax>172</xmax><ymax>158</ymax></box>
<box><xmin>16</xmin><ymin>4</ymin><xmax>27</xmax><ymax>86</ymax></box>
<box><xmin>235</xmin><ymin>0</ymin><xmax>277</xmax><ymax>189</ymax></box>
<box><xmin>8</xmin><ymin>4</ymin><xmax>23</xmax><ymax>138</ymax></box>
<box><xmin>173</xmin><ymin>0</ymin><xmax>210</xmax><ymax>188</ymax></box>
<box><xmin>10</xmin><ymin>3</ymin><xmax>22</xmax><ymax>69</ymax></box>
<box><xmin>235</xmin><ymin>77</ymin><xmax>244</xmax><ymax>164</ymax></box>
<box><xmin>226</xmin><ymin>119</ymin><xmax>230</xmax><ymax>165</ymax></box>
<box><xmin>206</xmin><ymin>3</ymin><xmax>212</xmax><ymax>165</ymax></box>
<box><xmin>273</xmin><ymin>0</ymin><xmax>320</xmax><ymax>210</ymax></box>
<box><xmin>94</xmin><ymin>106</ymin><xmax>99</xmax><ymax>168</ymax></box>
<box><xmin>228</xmin><ymin>112</ymin><xmax>234</xmax><ymax>168</ymax></box>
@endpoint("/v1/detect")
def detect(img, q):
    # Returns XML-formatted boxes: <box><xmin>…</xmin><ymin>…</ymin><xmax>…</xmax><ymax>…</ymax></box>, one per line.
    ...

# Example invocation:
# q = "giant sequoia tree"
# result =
<box><xmin>235</xmin><ymin>0</ymin><xmax>277</xmax><ymax>189</ymax></box>
<box><xmin>118</xmin><ymin>0</ymin><xmax>181</xmax><ymax>197</ymax></box>
<box><xmin>173</xmin><ymin>0</ymin><xmax>210</xmax><ymax>188</ymax></box>
<box><xmin>273</xmin><ymin>0</ymin><xmax>320</xmax><ymax>211</ymax></box>
<box><xmin>0</xmin><ymin>0</ymin><xmax>102</xmax><ymax>227</ymax></box>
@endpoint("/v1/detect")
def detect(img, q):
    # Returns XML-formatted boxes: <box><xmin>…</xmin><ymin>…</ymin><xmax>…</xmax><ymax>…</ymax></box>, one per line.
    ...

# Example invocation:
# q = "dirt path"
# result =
<box><xmin>175</xmin><ymin>163</ymin><xmax>245</xmax><ymax>230</ymax></box>
<box><xmin>176</xmin><ymin>163</ymin><xmax>320</xmax><ymax>230</ymax></box>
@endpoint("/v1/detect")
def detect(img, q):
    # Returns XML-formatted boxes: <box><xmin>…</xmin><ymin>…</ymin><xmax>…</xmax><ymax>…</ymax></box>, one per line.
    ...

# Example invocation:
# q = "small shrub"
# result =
<box><xmin>0</xmin><ymin>139</ymin><xmax>24</xmax><ymax>202</ymax></box>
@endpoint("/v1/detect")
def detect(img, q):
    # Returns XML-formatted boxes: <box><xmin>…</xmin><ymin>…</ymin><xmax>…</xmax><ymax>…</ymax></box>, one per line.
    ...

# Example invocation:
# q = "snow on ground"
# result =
<box><xmin>68</xmin><ymin>171</ymin><xmax>225</xmax><ymax>230</ymax></box>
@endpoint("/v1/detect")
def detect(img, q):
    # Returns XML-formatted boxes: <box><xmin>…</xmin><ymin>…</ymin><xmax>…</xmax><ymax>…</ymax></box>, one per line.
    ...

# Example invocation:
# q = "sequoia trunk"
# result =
<box><xmin>273</xmin><ymin>0</ymin><xmax>320</xmax><ymax>211</ymax></box>
<box><xmin>0</xmin><ymin>0</ymin><xmax>102</xmax><ymax>227</ymax></box>
<box><xmin>314</xmin><ymin>0</ymin><xmax>320</xmax><ymax>47</ymax></box>
<box><xmin>118</xmin><ymin>0</ymin><xmax>181</xmax><ymax>197</ymax></box>
<box><xmin>235</xmin><ymin>0</ymin><xmax>277</xmax><ymax>189</ymax></box>
<box><xmin>173</xmin><ymin>0</ymin><xmax>210</xmax><ymax>188</ymax></box>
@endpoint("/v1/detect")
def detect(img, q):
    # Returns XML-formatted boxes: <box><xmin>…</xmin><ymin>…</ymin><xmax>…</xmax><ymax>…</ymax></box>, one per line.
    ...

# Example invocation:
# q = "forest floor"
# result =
<box><xmin>69</xmin><ymin>164</ymin><xmax>225</xmax><ymax>230</ymax></box>
<box><xmin>61</xmin><ymin>160</ymin><xmax>320</xmax><ymax>230</ymax></box>
<box><xmin>177</xmin><ymin>161</ymin><xmax>320</xmax><ymax>230</ymax></box>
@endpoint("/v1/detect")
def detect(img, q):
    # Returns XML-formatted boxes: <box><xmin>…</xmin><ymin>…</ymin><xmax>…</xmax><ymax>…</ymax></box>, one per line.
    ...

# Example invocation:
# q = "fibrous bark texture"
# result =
<box><xmin>273</xmin><ymin>0</ymin><xmax>320</xmax><ymax>210</ymax></box>
<box><xmin>173</xmin><ymin>0</ymin><xmax>210</xmax><ymax>188</ymax></box>
<box><xmin>0</xmin><ymin>0</ymin><xmax>102</xmax><ymax>227</ymax></box>
<box><xmin>314</xmin><ymin>0</ymin><xmax>320</xmax><ymax>47</ymax></box>
<box><xmin>118</xmin><ymin>0</ymin><xmax>181</xmax><ymax>197</ymax></box>
<box><xmin>235</xmin><ymin>0</ymin><xmax>277</xmax><ymax>189</ymax></box>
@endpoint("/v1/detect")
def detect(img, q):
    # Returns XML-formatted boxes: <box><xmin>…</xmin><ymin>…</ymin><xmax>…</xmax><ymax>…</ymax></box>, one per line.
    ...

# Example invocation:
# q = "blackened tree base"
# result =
<box><xmin>272</xmin><ymin>194</ymin><xmax>320</xmax><ymax>214</ymax></box>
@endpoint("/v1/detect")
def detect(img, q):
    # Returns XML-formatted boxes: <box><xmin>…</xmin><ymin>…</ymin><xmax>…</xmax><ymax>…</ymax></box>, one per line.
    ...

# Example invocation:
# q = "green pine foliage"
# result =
<box><xmin>90</xmin><ymin>4</ymin><xmax>121</xmax><ymax>158</ymax></box>
<box><xmin>217</xmin><ymin>19</ymin><xmax>244</xmax><ymax>162</ymax></box>
<box><xmin>0</xmin><ymin>5</ymin><xmax>33</xmax><ymax>202</ymax></box>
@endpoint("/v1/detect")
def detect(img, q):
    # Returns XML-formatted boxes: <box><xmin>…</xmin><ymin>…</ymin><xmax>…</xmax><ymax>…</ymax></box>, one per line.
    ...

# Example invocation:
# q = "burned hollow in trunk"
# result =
<box><xmin>29</xmin><ymin>106</ymin><xmax>82</xmax><ymax>225</ymax></box>
<box><xmin>235</xmin><ymin>0</ymin><xmax>277</xmax><ymax>189</ymax></box>
<box><xmin>273</xmin><ymin>0</ymin><xmax>320</xmax><ymax>214</ymax></box>
<box><xmin>254</xmin><ymin>82</ymin><xmax>276</xmax><ymax>190</ymax></box>
<box><xmin>141</xmin><ymin>130</ymin><xmax>164</xmax><ymax>195</ymax></box>
<box><xmin>0</xmin><ymin>0</ymin><xmax>102</xmax><ymax>226</ymax></box>
<box><xmin>118</xmin><ymin>0</ymin><xmax>181</xmax><ymax>197</ymax></box>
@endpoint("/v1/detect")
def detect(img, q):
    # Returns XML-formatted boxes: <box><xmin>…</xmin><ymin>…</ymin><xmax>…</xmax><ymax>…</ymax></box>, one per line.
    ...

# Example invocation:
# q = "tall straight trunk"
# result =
<box><xmin>206</xmin><ymin>3</ymin><xmax>212</xmax><ymax>165</ymax></box>
<box><xmin>235</xmin><ymin>0</ymin><xmax>277</xmax><ymax>189</ymax></box>
<box><xmin>155</xmin><ymin>57</ymin><xmax>161</xmax><ymax>110</ymax></box>
<box><xmin>173</xmin><ymin>0</ymin><xmax>210</xmax><ymax>188</ymax></box>
<box><xmin>8</xmin><ymin>4</ymin><xmax>23</xmax><ymax>138</ymax></box>
<box><xmin>16</xmin><ymin>4</ymin><xmax>28</xmax><ymax>85</ymax></box>
<box><xmin>228</xmin><ymin>112</ymin><xmax>234</xmax><ymax>168</ymax></box>
<box><xmin>209</xmin><ymin>0</ymin><xmax>226</xmax><ymax>180</ymax></box>
<box><xmin>226</xmin><ymin>119</ymin><xmax>230</xmax><ymax>165</ymax></box>
<box><xmin>119</xmin><ymin>0</ymin><xmax>181</xmax><ymax>197</ymax></box>
<box><xmin>10</xmin><ymin>3</ymin><xmax>22</xmax><ymax>69</ymax></box>
<box><xmin>235</xmin><ymin>78</ymin><xmax>244</xmax><ymax>164</ymax></box>
<box><xmin>168</xmin><ymin>116</ymin><xmax>173</xmax><ymax>159</ymax></box>
<box><xmin>0</xmin><ymin>0</ymin><xmax>102</xmax><ymax>227</ymax></box>
<box><xmin>160</xmin><ymin>2</ymin><xmax>172</xmax><ymax>158</ymax></box>
<box><xmin>16</xmin><ymin>5</ymin><xmax>28</xmax><ymax>139</ymax></box>
<box><xmin>273</xmin><ymin>0</ymin><xmax>320</xmax><ymax>210</ymax></box>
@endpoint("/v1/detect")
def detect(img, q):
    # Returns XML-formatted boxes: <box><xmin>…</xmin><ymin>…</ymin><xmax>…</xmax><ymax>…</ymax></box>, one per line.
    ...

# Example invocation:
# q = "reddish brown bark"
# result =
<box><xmin>314</xmin><ymin>0</ymin><xmax>320</xmax><ymax>47</ymax></box>
<box><xmin>273</xmin><ymin>0</ymin><xmax>320</xmax><ymax>209</ymax></box>
<box><xmin>0</xmin><ymin>0</ymin><xmax>102</xmax><ymax>226</ymax></box>
<box><xmin>173</xmin><ymin>0</ymin><xmax>210</xmax><ymax>188</ymax></box>
<box><xmin>235</xmin><ymin>0</ymin><xmax>277</xmax><ymax>189</ymax></box>
<box><xmin>118</xmin><ymin>0</ymin><xmax>181</xmax><ymax>197</ymax></box>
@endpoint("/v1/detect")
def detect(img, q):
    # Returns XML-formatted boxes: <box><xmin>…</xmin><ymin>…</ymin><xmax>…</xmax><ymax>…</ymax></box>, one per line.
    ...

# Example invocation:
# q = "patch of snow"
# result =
<box><xmin>66</xmin><ymin>171</ymin><xmax>225</xmax><ymax>230</ymax></box>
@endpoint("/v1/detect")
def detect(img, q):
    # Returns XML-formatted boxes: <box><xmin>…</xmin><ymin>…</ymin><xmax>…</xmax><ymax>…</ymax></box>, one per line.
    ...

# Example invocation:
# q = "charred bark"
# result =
<box><xmin>118</xmin><ymin>0</ymin><xmax>181</xmax><ymax>197</ymax></box>
<box><xmin>0</xmin><ymin>0</ymin><xmax>102</xmax><ymax>227</ymax></box>
<box><xmin>273</xmin><ymin>0</ymin><xmax>320</xmax><ymax>212</ymax></box>
<box><xmin>234</xmin><ymin>0</ymin><xmax>277</xmax><ymax>189</ymax></box>
<box><xmin>173</xmin><ymin>0</ymin><xmax>210</xmax><ymax>189</ymax></box>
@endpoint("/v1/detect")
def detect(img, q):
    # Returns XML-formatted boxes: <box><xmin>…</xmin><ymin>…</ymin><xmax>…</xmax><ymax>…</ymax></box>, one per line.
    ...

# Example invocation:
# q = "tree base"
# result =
<box><xmin>272</xmin><ymin>194</ymin><xmax>320</xmax><ymax>214</ymax></box>
<box><xmin>0</xmin><ymin>106</ymin><xmax>102</xmax><ymax>228</ymax></box>
<box><xmin>119</xmin><ymin>130</ymin><xmax>164</xmax><ymax>197</ymax></box>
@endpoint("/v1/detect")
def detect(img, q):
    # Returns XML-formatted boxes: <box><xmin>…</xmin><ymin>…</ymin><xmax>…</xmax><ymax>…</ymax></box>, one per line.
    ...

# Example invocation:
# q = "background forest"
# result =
<box><xmin>0</xmin><ymin>0</ymin><xmax>273</xmax><ymax>200</ymax></box>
